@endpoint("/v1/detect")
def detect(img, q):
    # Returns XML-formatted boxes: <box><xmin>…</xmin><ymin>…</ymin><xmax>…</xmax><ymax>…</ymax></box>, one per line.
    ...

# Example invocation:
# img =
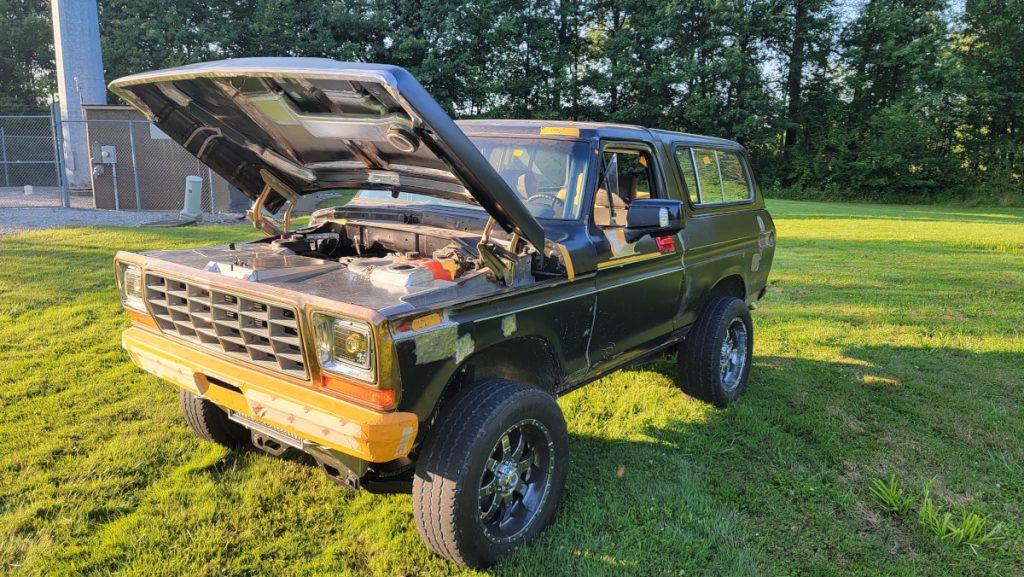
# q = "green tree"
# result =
<box><xmin>775</xmin><ymin>0</ymin><xmax>837</xmax><ymax>177</ymax></box>
<box><xmin>99</xmin><ymin>0</ymin><xmax>223</xmax><ymax>83</ymax></box>
<box><xmin>662</xmin><ymin>0</ymin><xmax>782</xmax><ymax>148</ymax></box>
<box><xmin>581</xmin><ymin>0</ymin><xmax>675</xmax><ymax>127</ymax></box>
<box><xmin>829</xmin><ymin>0</ymin><xmax>958</xmax><ymax>198</ymax></box>
<box><xmin>2</xmin><ymin>0</ymin><xmax>1022</xmax><ymax>205</ymax></box>
<box><xmin>0</xmin><ymin>0</ymin><xmax>54</xmax><ymax>110</ymax></box>
<box><xmin>215</xmin><ymin>0</ymin><xmax>379</xmax><ymax>61</ymax></box>
<box><xmin>483</xmin><ymin>0</ymin><xmax>567</xmax><ymax>117</ymax></box>
<box><xmin>955</xmin><ymin>0</ymin><xmax>1024</xmax><ymax>198</ymax></box>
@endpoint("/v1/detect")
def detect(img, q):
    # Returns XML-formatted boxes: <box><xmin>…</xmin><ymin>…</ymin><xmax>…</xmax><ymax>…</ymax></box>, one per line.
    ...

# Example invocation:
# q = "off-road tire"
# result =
<box><xmin>678</xmin><ymin>296</ymin><xmax>754</xmax><ymax>407</ymax></box>
<box><xmin>412</xmin><ymin>379</ymin><xmax>569</xmax><ymax>568</ymax></box>
<box><xmin>179</xmin><ymin>389</ymin><xmax>249</xmax><ymax>447</ymax></box>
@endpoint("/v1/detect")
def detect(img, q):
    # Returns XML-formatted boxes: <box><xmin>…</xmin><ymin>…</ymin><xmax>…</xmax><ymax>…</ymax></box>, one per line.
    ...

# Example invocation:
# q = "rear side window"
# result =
<box><xmin>676</xmin><ymin>146</ymin><xmax>753</xmax><ymax>206</ymax></box>
<box><xmin>717</xmin><ymin>152</ymin><xmax>751</xmax><ymax>202</ymax></box>
<box><xmin>693</xmin><ymin>148</ymin><xmax>723</xmax><ymax>202</ymax></box>
<box><xmin>675</xmin><ymin>148</ymin><xmax>700</xmax><ymax>204</ymax></box>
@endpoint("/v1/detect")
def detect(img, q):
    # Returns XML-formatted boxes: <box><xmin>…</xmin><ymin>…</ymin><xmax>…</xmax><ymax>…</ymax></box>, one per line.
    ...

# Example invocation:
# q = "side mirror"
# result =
<box><xmin>625</xmin><ymin>199</ymin><xmax>683</xmax><ymax>242</ymax></box>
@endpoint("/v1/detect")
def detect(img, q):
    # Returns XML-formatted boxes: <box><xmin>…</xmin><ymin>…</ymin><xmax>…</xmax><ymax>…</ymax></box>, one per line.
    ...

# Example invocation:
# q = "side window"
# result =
<box><xmin>682</xmin><ymin>146</ymin><xmax>752</xmax><ymax>206</ymax></box>
<box><xmin>675</xmin><ymin>148</ymin><xmax>700</xmax><ymax>204</ymax></box>
<box><xmin>717</xmin><ymin>151</ymin><xmax>752</xmax><ymax>202</ymax></box>
<box><xmin>593</xmin><ymin>147</ymin><xmax>656</xmax><ymax>227</ymax></box>
<box><xmin>692</xmin><ymin>148</ymin><xmax>723</xmax><ymax>203</ymax></box>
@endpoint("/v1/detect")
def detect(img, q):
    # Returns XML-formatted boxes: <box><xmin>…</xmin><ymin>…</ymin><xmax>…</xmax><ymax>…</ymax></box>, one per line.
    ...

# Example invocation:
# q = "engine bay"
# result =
<box><xmin>248</xmin><ymin>217</ymin><xmax>488</xmax><ymax>292</ymax></box>
<box><xmin>136</xmin><ymin>210</ymin><xmax>568</xmax><ymax>315</ymax></box>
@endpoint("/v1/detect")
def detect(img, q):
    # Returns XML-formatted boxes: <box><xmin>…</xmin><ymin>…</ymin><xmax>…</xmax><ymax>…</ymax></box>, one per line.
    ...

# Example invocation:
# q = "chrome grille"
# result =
<box><xmin>144</xmin><ymin>273</ymin><xmax>308</xmax><ymax>379</ymax></box>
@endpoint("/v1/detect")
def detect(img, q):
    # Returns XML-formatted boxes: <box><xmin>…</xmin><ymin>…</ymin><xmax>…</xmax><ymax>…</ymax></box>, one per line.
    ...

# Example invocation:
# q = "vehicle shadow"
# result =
<box><xmin>490</xmin><ymin>344</ymin><xmax>1022</xmax><ymax>575</ymax></box>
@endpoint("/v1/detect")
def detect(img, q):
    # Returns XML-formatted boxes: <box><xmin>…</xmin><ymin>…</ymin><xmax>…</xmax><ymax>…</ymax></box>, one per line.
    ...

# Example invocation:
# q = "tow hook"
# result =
<box><xmin>317</xmin><ymin>459</ymin><xmax>361</xmax><ymax>491</ymax></box>
<box><xmin>251</xmin><ymin>430</ymin><xmax>291</xmax><ymax>457</ymax></box>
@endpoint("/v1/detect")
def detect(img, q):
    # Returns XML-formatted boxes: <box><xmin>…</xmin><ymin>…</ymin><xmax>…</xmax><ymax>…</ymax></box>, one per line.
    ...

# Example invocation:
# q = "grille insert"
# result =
<box><xmin>144</xmin><ymin>273</ymin><xmax>308</xmax><ymax>379</ymax></box>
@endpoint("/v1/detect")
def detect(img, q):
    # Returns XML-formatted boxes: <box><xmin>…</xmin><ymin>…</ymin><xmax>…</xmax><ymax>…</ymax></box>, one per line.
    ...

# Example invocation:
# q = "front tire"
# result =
<box><xmin>678</xmin><ymin>296</ymin><xmax>754</xmax><ymax>407</ymax></box>
<box><xmin>412</xmin><ymin>379</ymin><xmax>569</xmax><ymax>568</ymax></box>
<box><xmin>179</xmin><ymin>389</ymin><xmax>248</xmax><ymax>447</ymax></box>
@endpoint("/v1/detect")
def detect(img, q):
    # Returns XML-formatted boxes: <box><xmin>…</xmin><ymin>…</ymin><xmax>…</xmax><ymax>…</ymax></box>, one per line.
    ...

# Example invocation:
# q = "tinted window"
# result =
<box><xmin>692</xmin><ymin>148</ymin><xmax>723</xmax><ymax>203</ymax></box>
<box><xmin>470</xmin><ymin>136</ymin><xmax>592</xmax><ymax>220</ymax></box>
<box><xmin>684</xmin><ymin>147</ymin><xmax>752</xmax><ymax>206</ymax></box>
<box><xmin>675</xmin><ymin>148</ymin><xmax>700</xmax><ymax>203</ymax></box>
<box><xmin>717</xmin><ymin>151</ymin><xmax>751</xmax><ymax>202</ymax></box>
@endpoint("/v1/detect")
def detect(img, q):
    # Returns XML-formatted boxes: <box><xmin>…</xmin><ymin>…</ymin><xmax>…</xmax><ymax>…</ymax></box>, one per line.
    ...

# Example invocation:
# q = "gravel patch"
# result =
<box><xmin>0</xmin><ymin>187</ymin><xmax>94</xmax><ymax>208</ymax></box>
<box><xmin>0</xmin><ymin>206</ymin><xmax>245</xmax><ymax>236</ymax></box>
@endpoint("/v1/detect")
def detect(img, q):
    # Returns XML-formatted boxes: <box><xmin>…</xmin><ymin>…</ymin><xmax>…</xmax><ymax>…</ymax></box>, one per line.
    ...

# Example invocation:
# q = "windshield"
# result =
<box><xmin>349</xmin><ymin>190</ymin><xmax>477</xmax><ymax>209</ymax></box>
<box><xmin>471</xmin><ymin>136</ymin><xmax>591</xmax><ymax>220</ymax></box>
<box><xmin>344</xmin><ymin>136</ymin><xmax>593</xmax><ymax>221</ymax></box>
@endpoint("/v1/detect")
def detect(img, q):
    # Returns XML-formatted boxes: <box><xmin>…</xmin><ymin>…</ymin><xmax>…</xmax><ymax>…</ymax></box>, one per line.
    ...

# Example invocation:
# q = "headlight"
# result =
<box><xmin>313</xmin><ymin>313</ymin><xmax>374</xmax><ymax>381</ymax></box>
<box><xmin>117</xmin><ymin>263</ymin><xmax>146</xmax><ymax>311</ymax></box>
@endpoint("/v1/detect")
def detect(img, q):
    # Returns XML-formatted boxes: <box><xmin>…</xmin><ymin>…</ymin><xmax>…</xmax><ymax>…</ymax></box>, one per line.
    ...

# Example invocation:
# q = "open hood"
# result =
<box><xmin>109</xmin><ymin>57</ymin><xmax>544</xmax><ymax>249</ymax></box>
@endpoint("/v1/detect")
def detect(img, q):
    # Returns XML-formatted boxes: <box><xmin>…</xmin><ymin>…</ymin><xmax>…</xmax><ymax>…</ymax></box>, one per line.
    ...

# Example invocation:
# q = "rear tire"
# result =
<box><xmin>678</xmin><ymin>296</ymin><xmax>754</xmax><ymax>407</ymax></box>
<box><xmin>179</xmin><ymin>389</ymin><xmax>248</xmax><ymax>447</ymax></box>
<box><xmin>412</xmin><ymin>379</ymin><xmax>569</xmax><ymax>568</ymax></box>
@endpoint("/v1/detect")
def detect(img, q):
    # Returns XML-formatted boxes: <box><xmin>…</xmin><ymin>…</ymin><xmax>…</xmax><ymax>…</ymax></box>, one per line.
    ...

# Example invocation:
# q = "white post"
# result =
<box><xmin>181</xmin><ymin>176</ymin><xmax>203</xmax><ymax>221</ymax></box>
<box><xmin>51</xmin><ymin>0</ymin><xmax>106</xmax><ymax>190</ymax></box>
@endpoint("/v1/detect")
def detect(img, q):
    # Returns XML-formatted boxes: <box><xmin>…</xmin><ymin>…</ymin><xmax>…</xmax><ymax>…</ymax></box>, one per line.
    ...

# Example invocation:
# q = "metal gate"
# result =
<box><xmin>0</xmin><ymin>112</ymin><xmax>66</xmax><ymax>208</ymax></box>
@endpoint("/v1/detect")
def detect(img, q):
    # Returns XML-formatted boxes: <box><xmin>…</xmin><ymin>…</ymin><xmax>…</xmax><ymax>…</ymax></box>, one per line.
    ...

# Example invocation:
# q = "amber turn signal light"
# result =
<box><xmin>127</xmin><ymin>308</ymin><xmax>158</xmax><ymax>329</ymax></box>
<box><xmin>321</xmin><ymin>374</ymin><xmax>395</xmax><ymax>408</ymax></box>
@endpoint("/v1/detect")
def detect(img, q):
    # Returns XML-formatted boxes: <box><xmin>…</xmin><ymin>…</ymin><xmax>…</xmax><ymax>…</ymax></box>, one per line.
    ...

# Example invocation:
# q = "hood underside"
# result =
<box><xmin>108</xmin><ymin>58</ymin><xmax>544</xmax><ymax>249</ymax></box>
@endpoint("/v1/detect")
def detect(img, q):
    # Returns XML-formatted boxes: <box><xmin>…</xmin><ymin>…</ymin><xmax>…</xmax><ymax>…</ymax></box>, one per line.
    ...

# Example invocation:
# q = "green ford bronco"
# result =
<box><xmin>112</xmin><ymin>58</ymin><xmax>775</xmax><ymax>567</ymax></box>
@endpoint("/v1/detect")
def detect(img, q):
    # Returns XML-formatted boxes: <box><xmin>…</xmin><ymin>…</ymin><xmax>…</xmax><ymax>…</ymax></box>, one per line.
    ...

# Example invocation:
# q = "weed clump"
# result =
<box><xmin>869</xmin><ymin>476</ymin><xmax>1005</xmax><ymax>554</ymax></box>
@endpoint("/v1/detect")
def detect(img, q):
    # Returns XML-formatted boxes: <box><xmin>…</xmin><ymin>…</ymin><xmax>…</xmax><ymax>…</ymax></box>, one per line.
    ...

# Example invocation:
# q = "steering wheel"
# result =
<box><xmin>525</xmin><ymin>191</ymin><xmax>565</xmax><ymax>214</ymax></box>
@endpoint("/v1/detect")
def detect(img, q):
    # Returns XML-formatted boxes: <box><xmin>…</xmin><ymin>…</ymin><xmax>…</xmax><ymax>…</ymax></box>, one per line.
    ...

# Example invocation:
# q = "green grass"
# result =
<box><xmin>767</xmin><ymin>187</ymin><xmax>1024</xmax><ymax>208</ymax></box>
<box><xmin>1</xmin><ymin>199</ymin><xmax>1022</xmax><ymax>576</ymax></box>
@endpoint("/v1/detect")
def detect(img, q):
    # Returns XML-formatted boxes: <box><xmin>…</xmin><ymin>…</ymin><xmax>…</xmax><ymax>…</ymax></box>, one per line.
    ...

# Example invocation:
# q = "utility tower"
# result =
<box><xmin>51</xmin><ymin>0</ymin><xmax>107</xmax><ymax>190</ymax></box>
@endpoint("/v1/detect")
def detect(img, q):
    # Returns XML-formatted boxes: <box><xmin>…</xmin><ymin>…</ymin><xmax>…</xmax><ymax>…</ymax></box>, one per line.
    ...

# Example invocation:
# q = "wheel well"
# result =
<box><xmin>707</xmin><ymin>274</ymin><xmax>746</xmax><ymax>302</ymax></box>
<box><xmin>434</xmin><ymin>337</ymin><xmax>561</xmax><ymax>420</ymax></box>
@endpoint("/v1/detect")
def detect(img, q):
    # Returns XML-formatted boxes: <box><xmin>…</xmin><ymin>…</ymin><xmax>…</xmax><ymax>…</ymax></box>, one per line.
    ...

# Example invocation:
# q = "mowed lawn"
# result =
<box><xmin>1</xmin><ymin>199</ymin><xmax>1022</xmax><ymax>576</ymax></box>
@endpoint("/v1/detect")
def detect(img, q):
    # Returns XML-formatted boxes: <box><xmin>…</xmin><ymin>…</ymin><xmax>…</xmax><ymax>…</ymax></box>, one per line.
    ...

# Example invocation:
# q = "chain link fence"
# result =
<box><xmin>0</xmin><ymin>114</ymin><xmax>66</xmax><ymax>208</ymax></box>
<box><xmin>67</xmin><ymin>118</ymin><xmax>223</xmax><ymax>212</ymax></box>
<box><xmin>0</xmin><ymin>109</ymin><xmax>244</xmax><ymax>214</ymax></box>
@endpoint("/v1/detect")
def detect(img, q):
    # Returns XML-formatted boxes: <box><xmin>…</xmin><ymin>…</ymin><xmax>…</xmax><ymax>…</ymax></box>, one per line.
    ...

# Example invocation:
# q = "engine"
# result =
<box><xmin>249</xmin><ymin>219</ymin><xmax>483</xmax><ymax>290</ymax></box>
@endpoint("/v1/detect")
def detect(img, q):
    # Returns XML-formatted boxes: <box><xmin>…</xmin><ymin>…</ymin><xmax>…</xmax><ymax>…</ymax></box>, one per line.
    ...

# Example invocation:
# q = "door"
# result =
<box><xmin>587</xmin><ymin>141</ymin><xmax>685</xmax><ymax>366</ymax></box>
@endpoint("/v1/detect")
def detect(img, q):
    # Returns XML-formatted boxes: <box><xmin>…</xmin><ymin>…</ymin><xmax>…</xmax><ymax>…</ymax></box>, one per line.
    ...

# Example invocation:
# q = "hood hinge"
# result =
<box><xmin>477</xmin><ymin>217</ymin><xmax>533</xmax><ymax>287</ymax></box>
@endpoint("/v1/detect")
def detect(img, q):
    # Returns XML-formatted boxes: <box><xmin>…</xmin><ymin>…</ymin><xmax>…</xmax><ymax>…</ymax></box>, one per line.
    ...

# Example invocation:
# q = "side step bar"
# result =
<box><xmin>228</xmin><ymin>411</ymin><xmax>303</xmax><ymax>454</ymax></box>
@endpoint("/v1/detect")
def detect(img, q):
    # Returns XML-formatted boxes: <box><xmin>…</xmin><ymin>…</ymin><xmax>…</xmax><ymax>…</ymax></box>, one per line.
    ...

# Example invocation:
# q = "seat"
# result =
<box><xmin>593</xmin><ymin>175</ymin><xmax>637</xmax><ymax>227</ymax></box>
<box><xmin>499</xmin><ymin>169</ymin><xmax>539</xmax><ymax>199</ymax></box>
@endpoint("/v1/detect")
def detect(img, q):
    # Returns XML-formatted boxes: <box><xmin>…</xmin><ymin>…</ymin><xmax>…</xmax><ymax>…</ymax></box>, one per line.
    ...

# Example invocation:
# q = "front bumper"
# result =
<box><xmin>122</xmin><ymin>326</ymin><xmax>417</xmax><ymax>463</ymax></box>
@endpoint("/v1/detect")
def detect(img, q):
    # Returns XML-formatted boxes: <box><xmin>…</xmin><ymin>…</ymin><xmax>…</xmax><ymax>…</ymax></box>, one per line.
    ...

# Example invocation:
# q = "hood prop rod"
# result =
<box><xmin>248</xmin><ymin>169</ymin><xmax>300</xmax><ymax>235</ymax></box>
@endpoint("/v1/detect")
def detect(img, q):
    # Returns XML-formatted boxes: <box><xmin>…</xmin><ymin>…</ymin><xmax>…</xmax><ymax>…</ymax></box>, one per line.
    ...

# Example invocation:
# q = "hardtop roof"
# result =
<box><xmin>456</xmin><ymin>119</ymin><xmax>743</xmax><ymax>150</ymax></box>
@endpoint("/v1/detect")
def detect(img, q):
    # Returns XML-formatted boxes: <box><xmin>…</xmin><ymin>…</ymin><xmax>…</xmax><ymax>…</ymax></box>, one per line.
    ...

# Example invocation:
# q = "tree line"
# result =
<box><xmin>2</xmin><ymin>0</ymin><xmax>1021</xmax><ymax>205</ymax></box>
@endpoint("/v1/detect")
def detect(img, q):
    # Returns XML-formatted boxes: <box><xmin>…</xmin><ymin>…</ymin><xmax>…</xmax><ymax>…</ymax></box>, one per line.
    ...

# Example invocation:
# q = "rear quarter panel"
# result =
<box><xmin>671</xmin><ymin>148</ymin><xmax>775</xmax><ymax>328</ymax></box>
